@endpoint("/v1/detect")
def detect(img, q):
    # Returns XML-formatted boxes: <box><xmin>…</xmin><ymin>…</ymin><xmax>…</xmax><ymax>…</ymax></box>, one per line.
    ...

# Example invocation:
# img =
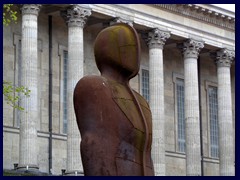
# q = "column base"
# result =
<box><xmin>12</xmin><ymin>164</ymin><xmax>49</xmax><ymax>176</ymax></box>
<box><xmin>16</xmin><ymin>164</ymin><xmax>39</xmax><ymax>173</ymax></box>
<box><xmin>62</xmin><ymin>170</ymin><xmax>84</xmax><ymax>176</ymax></box>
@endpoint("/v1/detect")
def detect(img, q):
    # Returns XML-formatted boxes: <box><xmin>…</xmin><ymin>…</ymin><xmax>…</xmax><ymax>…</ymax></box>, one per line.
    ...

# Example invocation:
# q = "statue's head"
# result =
<box><xmin>94</xmin><ymin>23</ymin><xmax>140</xmax><ymax>80</ymax></box>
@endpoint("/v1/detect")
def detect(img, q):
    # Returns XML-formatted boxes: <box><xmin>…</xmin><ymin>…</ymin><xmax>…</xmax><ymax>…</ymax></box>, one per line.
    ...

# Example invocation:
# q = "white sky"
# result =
<box><xmin>212</xmin><ymin>4</ymin><xmax>235</xmax><ymax>12</ymax></box>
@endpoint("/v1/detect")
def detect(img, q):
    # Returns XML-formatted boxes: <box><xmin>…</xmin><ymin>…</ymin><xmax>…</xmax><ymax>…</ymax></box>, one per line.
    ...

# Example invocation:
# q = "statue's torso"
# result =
<box><xmin>75</xmin><ymin>76</ymin><xmax>154</xmax><ymax>176</ymax></box>
<box><xmin>108</xmin><ymin>80</ymin><xmax>153</xmax><ymax>175</ymax></box>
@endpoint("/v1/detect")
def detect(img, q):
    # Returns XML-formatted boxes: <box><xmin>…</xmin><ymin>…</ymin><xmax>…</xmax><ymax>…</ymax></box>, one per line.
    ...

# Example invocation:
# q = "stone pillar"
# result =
<box><xmin>61</xmin><ymin>5</ymin><xmax>91</xmax><ymax>175</ymax></box>
<box><xmin>214</xmin><ymin>49</ymin><xmax>235</xmax><ymax>176</ymax></box>
<box><xmin>110</xmin><ymin>17</ymin><xmax>133</xmax><ymax>26</ymax></box>
<box><xmin>179</xmin><ymin>39</ymin><xmax>204</xmax><ymax>176</ymax></box>
<box><xmin>18</xmin><ymin>4</ymin><xmax>41</xmax><ymax>171</ymax></box>
<box><xmin>147</xmin><ymin>28</ymin><xmax>170</xmax><ymax>176</ymax></box>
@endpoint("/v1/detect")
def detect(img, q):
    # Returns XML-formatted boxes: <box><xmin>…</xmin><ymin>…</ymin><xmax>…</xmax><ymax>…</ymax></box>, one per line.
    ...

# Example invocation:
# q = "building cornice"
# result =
<box><xmin>153</xmin><ymin>4</ymin><xmax>235</xmax><ymax>31</ymax></box>
<box><xmin>88</xmin><ymin>4</ymin><xmax>235</xmax><ymax>48</ymax></box>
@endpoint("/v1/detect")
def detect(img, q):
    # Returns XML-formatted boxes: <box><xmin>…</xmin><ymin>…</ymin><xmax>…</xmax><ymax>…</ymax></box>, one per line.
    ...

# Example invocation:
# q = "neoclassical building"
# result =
<box><xmin>3</xmin><ymin>4</ymin><xmax>235</xmax><ymax>176</ymax></box>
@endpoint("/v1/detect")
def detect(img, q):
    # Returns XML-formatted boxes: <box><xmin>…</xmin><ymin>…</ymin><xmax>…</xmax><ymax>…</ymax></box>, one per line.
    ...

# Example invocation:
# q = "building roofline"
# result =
<box><xmin>152</xmin><ymin>4</ymin><xmax>235</xmax><ymax>31</ymax></box>
<box><xmin>197</xmin><ymin>4</ymin><xmax>235</xmax><ymax>17</ymax></box>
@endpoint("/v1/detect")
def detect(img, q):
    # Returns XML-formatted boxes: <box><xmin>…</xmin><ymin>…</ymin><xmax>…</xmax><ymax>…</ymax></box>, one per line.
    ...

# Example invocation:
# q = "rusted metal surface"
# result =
<box><xmin>74</xmin><ymin>23</ymin><xmax>154</xmax><ymax>176</ymax></box>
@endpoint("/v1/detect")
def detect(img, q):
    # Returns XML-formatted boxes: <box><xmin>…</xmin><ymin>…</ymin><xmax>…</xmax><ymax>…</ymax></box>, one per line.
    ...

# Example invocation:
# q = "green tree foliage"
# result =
<box><xmin>3</xmin><ymin>4</ymin><xmax>30</xmax><ymax>111</ymax></box>
<box><xmin>3</xmin><ymin>81</ymin><xmax>31</xmax><ymax>111</ymax></box>
<box><xmin>3</xmin><ymin>4</ymin><xmax>17</xmax><ymax>26</ymax></box>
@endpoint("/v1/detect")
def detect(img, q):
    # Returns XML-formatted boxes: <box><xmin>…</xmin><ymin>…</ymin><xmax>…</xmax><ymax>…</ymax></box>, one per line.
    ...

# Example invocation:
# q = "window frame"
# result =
<box><xmin>173</xmin><ymin>73</ymin><xmax>186</xmax><ymax>153</ymax></box>
<box><xmin>205</xmin><ymin>81</ymin><xmax>219</xmax><ymax>159</ymax></box>
<box><xmin>58</xmin><ymin>44</ymin><xmax>68</xmax><ymax>134</ymax></box>
<box><xmin>140</xmin><ymin>66</ymin><xmax>150</xmax><ymax>102</ymax></box>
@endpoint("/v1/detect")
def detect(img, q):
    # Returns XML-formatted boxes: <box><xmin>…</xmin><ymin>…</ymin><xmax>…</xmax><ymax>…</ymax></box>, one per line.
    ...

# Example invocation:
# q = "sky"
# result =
<box><xmin>212</xmin><ymin>4</ymin><xmax>235</xmax><ymax>12</ymax></box>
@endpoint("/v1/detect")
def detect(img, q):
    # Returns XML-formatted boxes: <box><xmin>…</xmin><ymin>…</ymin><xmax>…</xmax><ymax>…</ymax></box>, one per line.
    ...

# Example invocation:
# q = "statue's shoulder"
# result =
<box><xmin>76</xmin><ymin>75</ymin><xmax>107</xmax><ymax>89</ymax></box>
<box><xmin>74</xmin><ymin>75</ymin><xmax>110</xmax><ymax>97</ymax></box>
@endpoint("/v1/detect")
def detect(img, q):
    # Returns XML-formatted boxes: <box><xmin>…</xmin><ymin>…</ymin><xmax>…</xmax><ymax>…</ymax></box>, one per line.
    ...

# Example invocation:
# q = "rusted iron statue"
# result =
<box><xmin>74</xmin><ymin>23</ymin><xmax>154</xmax><ymax>176</ymax></box>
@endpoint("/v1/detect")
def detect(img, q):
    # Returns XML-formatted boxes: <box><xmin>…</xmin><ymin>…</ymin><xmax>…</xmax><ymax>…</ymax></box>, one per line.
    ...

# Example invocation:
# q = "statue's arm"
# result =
<box><xmin>73</xmin><ymin>76</ymin><xmax>116</xmax><ymax>175</ymax></box>
<box><xmin>74</xmin><ymin>76</ymin><xmax>102</xmax><ymax>136</ymax></box>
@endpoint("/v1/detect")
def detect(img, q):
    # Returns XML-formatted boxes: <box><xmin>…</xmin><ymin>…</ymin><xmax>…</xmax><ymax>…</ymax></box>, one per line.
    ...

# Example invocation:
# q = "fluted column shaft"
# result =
<box><xmin>215</xmin><ymin>49</ymin><xmax>235</xmax><ymax>176</ymax></box>
<box><xmin>147</xmin><ymin>29</ymin><xmax>170</xmax><ymax>176</ymax></box>
<box><xmin>18</xmin><ymin>4</ymin><xmax>41</xmax><ymax>170</ymax></box>
<box><xmin>61</xmin><ymin>5</ymin><xmax>91</xmax><ymax>175</ymax></box>
<box><xmin>180</xmin><ymin>39</ymin><xmax>204</xmax><ymax>176</ymax></box>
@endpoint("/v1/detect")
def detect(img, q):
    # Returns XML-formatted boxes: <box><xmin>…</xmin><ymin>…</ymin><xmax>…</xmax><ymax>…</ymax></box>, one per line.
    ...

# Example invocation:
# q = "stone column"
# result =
<box><xmin>110</xmin><ymin>17</ymin><xmax>133</xmax><ymax>26</ymax></box>
<box><xmin>179</xmin><ymin>39</ymin><xmax>204</xmax><ymax>176</ymax></box>
<box><xmin>147</xmin><ymin>28</ymin><xmax>170</xmax><ymax>176</ymax></box>
<box><xmin>61</xmin><ymin>5</ymin><xmax>91</xmax><ymax>175</ymax></box>
<box><xmin>18</xmin><ymin>4</ymin><xmax>41</xmax><ymax>171</ymax></box>
<box><xmin>214</xmin><ymin>49</ymin><xmax>235</xmax><ymax>176</ymax></box>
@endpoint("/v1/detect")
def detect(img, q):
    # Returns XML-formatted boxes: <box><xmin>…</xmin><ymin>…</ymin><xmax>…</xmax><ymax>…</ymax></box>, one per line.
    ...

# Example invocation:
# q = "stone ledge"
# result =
<box><xmin>3</xmin><ymin>126</ymin><xmax>67</xmax><ymax>141</ymax></box>
<box><xmin>3</xmin><ymin>169</ymin><xmax>50</xmax><ymax>176</ymax></box>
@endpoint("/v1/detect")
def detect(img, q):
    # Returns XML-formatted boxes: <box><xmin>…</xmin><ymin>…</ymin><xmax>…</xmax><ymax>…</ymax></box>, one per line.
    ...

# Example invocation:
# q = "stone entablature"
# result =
<box><xmin>153</xmin><ymin>4</ymin><xmax>235</xmax><ymax>31</ymax></box>
<box><xmin>90</xmin><ymin>4</ymin><xmax>234</xmax><ymax>49</ymax></box>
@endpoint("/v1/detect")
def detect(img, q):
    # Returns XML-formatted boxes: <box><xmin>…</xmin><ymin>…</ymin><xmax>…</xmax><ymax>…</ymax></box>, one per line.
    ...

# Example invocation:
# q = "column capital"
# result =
<box><xmin>178</xmin><ymin>39</ymin><xmax>204</xmax><ymax>59</ymax></box>
<box><xmin>212</xmin><ymin>49</ymin><xmax>235</xmax><ymax>68</ymax></box>
<box><xmin>61</xmin><ymin>5</ymin><xmax>91</xmax><ymax>28</ymax></box>
<box><xmin>147</xmin><ymin>28</ymin><xmax>170</xmax><ymax>49</ymax></box>
<box><xmin>21</xmin><ymin>4</ymin><xmax>41</xmax><ymax>16</ymax></box>
<box><xmin>110</xmin><ymin>17</ymin><xmax>133</xmax><ymax>26</ymax></box>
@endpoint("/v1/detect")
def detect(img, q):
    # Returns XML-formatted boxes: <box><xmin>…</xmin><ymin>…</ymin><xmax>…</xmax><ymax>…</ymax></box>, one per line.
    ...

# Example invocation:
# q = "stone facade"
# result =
<box><xmin>3</xmin><ymin>4</ymin><xmax>235</xmax><ymax>176</ymax></box>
